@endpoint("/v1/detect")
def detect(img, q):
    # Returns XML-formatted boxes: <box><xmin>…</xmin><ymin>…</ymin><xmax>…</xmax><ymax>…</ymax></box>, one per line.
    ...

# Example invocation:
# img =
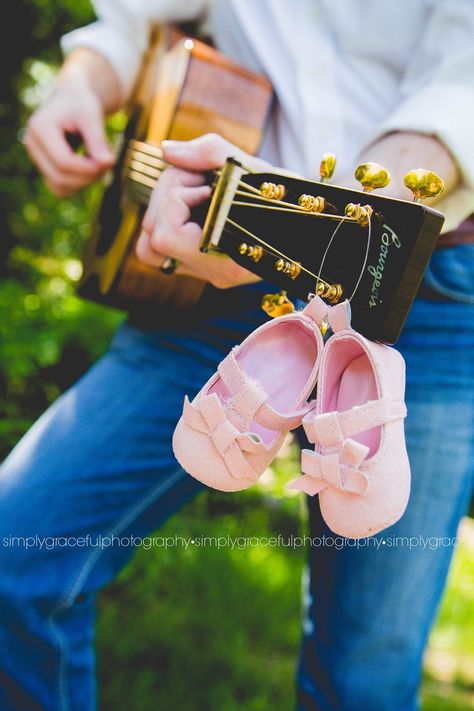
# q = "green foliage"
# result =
<box><xmin>97</xmin><ymin>489</ymin><xmax>305</xmax><ymax>711</ymax></box>
<box><xmin>0</xmin><ymin>0</ymin><xmax>122</xmax><ymax>458</ymax></box>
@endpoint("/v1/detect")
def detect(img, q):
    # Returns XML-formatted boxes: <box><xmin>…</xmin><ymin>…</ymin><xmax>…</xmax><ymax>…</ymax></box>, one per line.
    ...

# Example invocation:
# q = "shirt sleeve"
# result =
<box><xmin>363</xmin><ymin>0</ymin><xmax>474</xmax><ymax>231</ymax></box>
<box><xmin>61</xmin><ymin>0</ymin><xmax>210</xmax><ymax>104</ymax></box>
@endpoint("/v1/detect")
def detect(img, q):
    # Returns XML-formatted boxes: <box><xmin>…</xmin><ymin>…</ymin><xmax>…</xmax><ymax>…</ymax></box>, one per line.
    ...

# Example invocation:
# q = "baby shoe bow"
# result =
<box><xmin>288</xmin><ymin>438</ymin><xmax>370</xmax><ymax>497</ymax></box>
<box><xmin>287</xmin><ymin>298</ymin><xmax>411</xmax><ymax>538</ymax></box>
<box><xmin>182</xmin><ymin>393</ymin><xmax>263</xmax><ymax>481</ymax></box>
<box><xmin>173</xmin><ymin>297</ymin><xmax>328</xmax><ymax>492</ymax></box>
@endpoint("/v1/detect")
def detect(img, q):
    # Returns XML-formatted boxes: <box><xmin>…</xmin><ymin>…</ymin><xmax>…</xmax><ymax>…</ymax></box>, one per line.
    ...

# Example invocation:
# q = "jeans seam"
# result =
<box><xmin>47</xmin><ymin>466</ymin><xmax>187</xmax><ymax>711</ymax></box>
<box><xmin>424</xmin><ymin>266</ymin><xmax>474</xmax><ymax>304</ymax></box>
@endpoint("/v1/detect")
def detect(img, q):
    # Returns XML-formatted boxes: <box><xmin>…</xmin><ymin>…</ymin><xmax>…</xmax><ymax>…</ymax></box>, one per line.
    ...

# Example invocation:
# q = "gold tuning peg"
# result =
<box><xmin>355</xmin><ymin>162</ymin><xmax>391</xmax><ymax>192</ymax></box>
<box><xmin>320</xmin><ymin>153</ymin><xmax>336</xmax><ymax>182</ymax></box>
<box><xmin>260</xmin><ymin>182</ymin><xmax>286</xmax><ymax>200</ymax></box>
<box><xmin>261</xmin><ymin>291</ymin><xmax>295</xmax><ymax>318</ymax></box>
<box><xmin>403</xmin><ymin>169</ymin><xmax>444</xmax><ymax>203</ymax></box>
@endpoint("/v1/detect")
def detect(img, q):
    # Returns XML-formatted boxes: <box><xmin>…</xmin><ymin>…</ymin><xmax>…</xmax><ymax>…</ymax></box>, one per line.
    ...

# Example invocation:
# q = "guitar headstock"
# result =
<box><xmin>200</xmin><ymin>159</ymin><xmax>445</xmax><ymax>343</ymax></box>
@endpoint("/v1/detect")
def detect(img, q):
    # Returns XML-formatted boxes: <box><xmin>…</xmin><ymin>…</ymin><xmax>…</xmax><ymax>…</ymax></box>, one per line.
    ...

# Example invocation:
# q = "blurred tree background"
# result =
<box><xmin>0</xmin><ymin>2</ymin><xmax>473</xmax><ymax>709</ymax></box>
<box><xmin>0</xmin><ymin>0</ymin><xmax>123</xmax><ymax>458</ymax></box>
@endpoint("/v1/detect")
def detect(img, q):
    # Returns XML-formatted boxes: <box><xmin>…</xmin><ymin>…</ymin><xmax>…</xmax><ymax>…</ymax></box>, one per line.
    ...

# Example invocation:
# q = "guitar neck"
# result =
<box><xmin>120</xmin><ymin>140</ymin><xmax>445</xmax><ymax>343</ymax></box>
<box><xmin>123</xmin><ymin>139</ymin><xmax>162</xmax><ymax>205</ymax></box>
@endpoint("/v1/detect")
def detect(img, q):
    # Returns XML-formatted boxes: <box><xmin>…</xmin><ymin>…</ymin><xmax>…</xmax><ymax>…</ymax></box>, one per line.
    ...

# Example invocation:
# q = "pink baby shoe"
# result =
<box><xmin>172</xmin><ymin>297</ymin><xmax>328</xmax><ymax>492</ymax></box>
<box><xmin>288</xmin><ymin>300</ymin><xmax>410</xmax><ymax>538</ymax></box>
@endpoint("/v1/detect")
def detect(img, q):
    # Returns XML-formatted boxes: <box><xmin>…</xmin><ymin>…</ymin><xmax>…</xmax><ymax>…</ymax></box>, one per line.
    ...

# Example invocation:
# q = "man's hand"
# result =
<box><xmin>339</xmin><ymin>132</ymin><xmax>459</xmax><ymax>203</ymax></box>
<box><xmin>24</xmin><ymin>49</ymin><xmax>119</xmax><ymax>197</ymax></box>
<box><xmin>136</xmin><ymin>133</ymin><xmax>272</xmax><ymax>289</ymax></box>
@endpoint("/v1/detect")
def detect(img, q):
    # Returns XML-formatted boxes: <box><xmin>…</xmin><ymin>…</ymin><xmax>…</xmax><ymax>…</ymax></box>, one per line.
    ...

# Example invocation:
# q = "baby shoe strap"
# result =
<box><xmin>328</xmin><ymin>300</ymin><xmax>352</xmax><ymax>333</ymax></box>
<box><xmin>218</xmin><ymin>351</ymin><xmax>314</xmax><ymax>432</ymax></box>
<box><xmin>217</xmin><ymin>353</ymin><xmax>268</xmax><ymax>429</ymax></box>
<box><xmin>302</xmin><ymin>294</ymin><xmax>329</xmax><ymax>325</ymax></box>
<box><xmin>303</xmin><ymin>399</ymin><xmax>407</xmax><ymax>448</ymax></box>
<box><xmin>256</xmin><ymin>399</ymin><xmax>315</xmax><ymax>431</ymax></box>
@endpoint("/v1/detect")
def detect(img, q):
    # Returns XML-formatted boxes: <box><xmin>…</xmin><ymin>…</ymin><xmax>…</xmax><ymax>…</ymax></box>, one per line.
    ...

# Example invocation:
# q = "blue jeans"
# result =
<box><xmin>0</xmin><ymin>267</ymin><xmax>473</xmax><ymax>710</ymax></box>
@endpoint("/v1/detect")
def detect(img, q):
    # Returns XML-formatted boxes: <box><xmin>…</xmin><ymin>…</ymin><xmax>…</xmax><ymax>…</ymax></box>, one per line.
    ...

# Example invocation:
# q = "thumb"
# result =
<box><xmin>162</xmin><ymin>133</ymin><xmax>271</xmax><ymax>172</ymax></box>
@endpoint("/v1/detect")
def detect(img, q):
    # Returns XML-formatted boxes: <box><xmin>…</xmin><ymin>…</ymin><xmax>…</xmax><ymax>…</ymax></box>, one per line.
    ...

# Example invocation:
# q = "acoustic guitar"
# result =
<box><xmin>77</xmin><ymin>30</ymin><xmax>445</xmax><ymax>343</ymax></box>
<box><xmin>78</xmin><ymin>28</ymin><xmax>273</xmax><ymax>310</ymax></box>
<box><xmin>123</xmin><ymin>153</ymin><xmax>445</xmax><ymax>343</ymax></box>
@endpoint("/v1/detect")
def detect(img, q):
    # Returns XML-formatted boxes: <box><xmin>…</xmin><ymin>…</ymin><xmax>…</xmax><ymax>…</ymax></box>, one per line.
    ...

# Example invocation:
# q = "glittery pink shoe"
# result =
<box><xmin>172</xmin><ymin>297</ymin><xmax>328</xmax><ymax>492</ymax></box>
<box><xmin>288</xmin><ymin>300</ymin><xmax>410</xmax><ymax>538</ymax></box>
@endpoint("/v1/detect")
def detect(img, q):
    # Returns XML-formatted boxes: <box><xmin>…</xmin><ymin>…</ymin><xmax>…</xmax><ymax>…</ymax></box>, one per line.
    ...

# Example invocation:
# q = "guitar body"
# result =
<box><xmin>78</xmin><ymin>29</ymin><xmax>273</xmax><ymax>309</ymax></box>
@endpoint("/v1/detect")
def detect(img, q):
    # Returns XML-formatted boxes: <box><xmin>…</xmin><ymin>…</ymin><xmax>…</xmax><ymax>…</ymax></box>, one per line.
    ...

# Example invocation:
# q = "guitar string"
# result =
<box><xmin>125</xmin><ymin>152</ymin><xmax>375</xmax><ymax>300</ymax></box>
<box><xmin>125</xmin><ymin>154</ymin><xmax>358</xmax><ymax>294</ymax></box>
<box><xmin>347</xmin><ymin>214</ymin><xmax>372</xmax><ymax>302</ymax></box>
<box><xmin>229</xmin><ymin>200</ymin><xmax>354</xmax><ymax>221</ymax></box>
<box><xmin>124</xmin><ymin>152</ymin><xmax>359</xmax><ymax>223</ymax></box>
<box><xmin>126</xmin><ymin>169</ymin><xmax>351</xmax><ymax>292</ymax></box>
<box><xmin>314</xmin><ymin>214</ymin><xmax>372</xmax><ymax>302</ymax></box>
<box><xmin>125</xmin><ymin>161</ymin><xmax>357</xmax><ymax>225</ymax></box>
<box><xmin>127</xmin><ymin>142</ymin><xmax>260</xmax><ymax>176</ymax></box>
<box><xmin>315</xmin><ymin>218</ymin><xmax>345</xmax><ymax>290</ymax></box>
<box><xmin>225</xmin><ymin>217</ymin><xmax>333</xmax><ymax>288</ymax></box>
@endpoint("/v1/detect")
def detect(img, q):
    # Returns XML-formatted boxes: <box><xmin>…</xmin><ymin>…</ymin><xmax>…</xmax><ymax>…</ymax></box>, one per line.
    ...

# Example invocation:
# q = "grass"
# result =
<box><xmin>97</xmin><ymin>443</ymin><xmax>474</xmax><ymax>710</ymax></box>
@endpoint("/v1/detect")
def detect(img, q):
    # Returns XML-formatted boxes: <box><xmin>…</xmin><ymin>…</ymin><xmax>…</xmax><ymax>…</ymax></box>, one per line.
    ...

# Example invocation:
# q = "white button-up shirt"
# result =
<box><xmin>62</xmin><ymin>0</ymin><xmax>474</xmax><ymax>231</ymax></box>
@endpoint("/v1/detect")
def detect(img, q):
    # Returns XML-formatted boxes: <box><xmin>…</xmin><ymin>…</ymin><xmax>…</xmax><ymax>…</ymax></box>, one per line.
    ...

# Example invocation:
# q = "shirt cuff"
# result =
<box><xmin>365</xmin><ymin>83</ymin><xmax>474</xmax><ymax>232</ymax></box>
<box><xmin>61</xmin><ymin>21</ymin><xmax>146</xmax><ymax>104</ymax></box>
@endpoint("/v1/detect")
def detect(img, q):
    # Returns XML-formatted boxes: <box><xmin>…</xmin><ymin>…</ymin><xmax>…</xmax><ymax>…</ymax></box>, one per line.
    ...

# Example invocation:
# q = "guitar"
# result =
<box><xmin>77</xmin><ymin>30</ymin><xmax>445</xmax><ymax>343</ymax></box>
<box><xmin>112</xmin><ymin>147</ymin><xmax>444</xmax><ymax>343</ymax></box>
<box><xmin>78</xmin><ymin>29</ymin><xmax>273</xmax><ymax>310</ymax></box>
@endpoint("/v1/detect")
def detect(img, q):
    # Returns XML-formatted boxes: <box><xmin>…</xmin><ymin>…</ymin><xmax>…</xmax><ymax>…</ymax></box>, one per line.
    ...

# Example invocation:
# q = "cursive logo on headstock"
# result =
<box><xmin>368</xmin><ymin>225</ymin><xmax>401</xmax><ymax>308</ymax></box>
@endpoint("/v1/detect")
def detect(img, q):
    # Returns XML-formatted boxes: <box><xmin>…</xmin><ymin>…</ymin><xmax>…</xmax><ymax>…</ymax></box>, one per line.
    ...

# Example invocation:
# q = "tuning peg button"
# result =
<box><xmin>261</xmin><ymin>291</ymin><xmax>295</xmax><ymax>318</ymax></box>
<box><xmin>355</xmin><ymin>162</ymin><xmax>391</xmax><ymax>192</ymax></box>
<box><xmin>403</xmin><ymin>169</ymin><xmax>444</xmax><ymax>203</ymax></box>
<box><xmin>320</xmin><ymin>153</ymin><xmax>336</xmax><ymax>182</ymax></box>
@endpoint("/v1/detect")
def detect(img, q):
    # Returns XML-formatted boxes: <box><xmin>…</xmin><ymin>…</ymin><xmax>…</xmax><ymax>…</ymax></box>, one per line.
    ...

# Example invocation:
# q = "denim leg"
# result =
<box><xmin>297</xmin><ymin>297</ymin><xmax>474</xmax><ymax>711</ymax></box>
<box><xmin>0</xmin><ymin>323</ymin><xmax>226</xmax><ymax>711</ymax></box>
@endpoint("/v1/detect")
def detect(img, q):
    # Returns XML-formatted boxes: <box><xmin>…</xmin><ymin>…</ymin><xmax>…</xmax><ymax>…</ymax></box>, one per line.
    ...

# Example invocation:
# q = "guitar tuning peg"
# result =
<box><xmin>260</xmin><ymin>182</ymin><xmax>286</xmax><ymax>200</ymax></box>
<box><xmin>320</xmin><ymin>153</ymin><xmax>336</xmax><ymax>182</ymax></box>
<box><xmin>354</xmin><ymin>162</ymin><xmax>391</xmax><ymax>192</ymax></box>
<box><xmin>261</xmin><ymin>290</ymin><xmax>295</xmax><ymax>318</ymax></box>
<box><xmin>403</xmin><ymin>169</ymin><xmax>444</xmax><ymax>203</ymax></box>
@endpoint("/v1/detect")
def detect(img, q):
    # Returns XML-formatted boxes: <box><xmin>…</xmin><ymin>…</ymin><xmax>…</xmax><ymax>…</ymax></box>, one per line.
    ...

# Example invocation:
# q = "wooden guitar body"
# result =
<box><xmin>78</xmin><ymin>30</ymin><xmax>273</xmax><ymax>309</ymax></box>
